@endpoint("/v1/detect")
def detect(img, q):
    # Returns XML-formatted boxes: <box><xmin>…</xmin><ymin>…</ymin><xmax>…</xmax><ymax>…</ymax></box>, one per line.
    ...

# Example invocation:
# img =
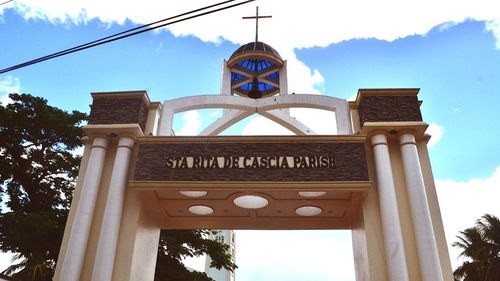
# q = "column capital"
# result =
<box><xmin>116</xmin><ymin>136</ymin><xmax>135</xmax><ymax>149</ymax></box>
<box><xmin>398</xmin><ymin>131</ymin><xmax>417</xmax><ymax>146</ymax></box>
<box><xmin>371</xmin><ymin>132</ymin><xmax>389</xmax><ymax>147</ymax></box>
<box><xmin>81</xmin><ymin>136</ymin><xmax>91</xmax><ymax>146</ymax></box>
<box><xmin>83</xmin><ymin>123</ymin><xmax>144</xmax><ymax>139</ymax></box>
<box><xmin>91</xmin><ymin>136</ymin><xmax>109</xmax><ymax>149</ymax></box>
<box><xmin>398</xmin><ymin>128</ymin><xmax>417</xmax><ymax>135</ymax></box>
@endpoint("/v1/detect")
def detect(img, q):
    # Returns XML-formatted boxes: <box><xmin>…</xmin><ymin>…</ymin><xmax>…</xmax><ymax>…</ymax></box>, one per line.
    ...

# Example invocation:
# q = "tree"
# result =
<box><xmin>0</xmin><ymin>94</ymin><xmax>236</xmax><ymax>281</ymax></box>
<box><xmin>0</xmin><ymin>93</ymin><xmax>87</xmax><ymax>281</ymax></box>
<box><xmin>155</xmin><ymin>230</ymin><xmax>236</xmax><ymax>281</ymax></box>
<box><xmin>453</xmin><ymin>214</ymin><xmax>500</xmax><ymax>281</ymax></box>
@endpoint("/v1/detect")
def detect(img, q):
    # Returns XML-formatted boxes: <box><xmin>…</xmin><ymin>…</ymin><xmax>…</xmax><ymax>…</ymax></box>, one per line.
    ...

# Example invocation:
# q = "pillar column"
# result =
<box><xmin>371</xmin><ymin>133</ymin><xmax>409</xmax><ymax>281</ymax></box>
<box><xmin>399</xmin><ymin>132</ymin><xmax>443</xmax><ymax>281</ymax></box>
<box><xmin>157</xmin><ymin>106</ymin><xmax>174</xmax><ymax>136</ymax></box>
<box><xmin>91</xmin><ymin>136</ymin><xmax>135</xmax><ymax>281</ymax></box>
<box><xmin>59</xmin><ymin>136</ymin><xmax>108</xmax><ymax>281</ymax></box>
<box><xmin>278</xmin><ymin>60</ymin><xmax>290</xmax><ymax>116</ymax></box>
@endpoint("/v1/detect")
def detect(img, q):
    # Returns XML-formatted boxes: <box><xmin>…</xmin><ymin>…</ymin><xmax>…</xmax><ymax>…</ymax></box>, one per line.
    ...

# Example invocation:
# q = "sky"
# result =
<box><xmin>1</xmin><ymin>0</ymin><xmax>500</xmax><ymax>280</ymax></box>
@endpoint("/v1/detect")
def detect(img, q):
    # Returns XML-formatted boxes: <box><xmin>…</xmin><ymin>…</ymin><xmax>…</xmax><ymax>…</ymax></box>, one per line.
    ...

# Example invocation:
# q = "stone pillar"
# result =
<box><xmin>157</xmin><ymin>106</ymin><xmax>174</xmax><ymax>136</ymax></box>
<box><xmin>371</xmin><ymin>133</ymin><xmax>409</xmax><ymax>281</ymax></box>
<box><xmin>92</xmin><ymin>136</ymin><xmax>135</xmax><ymax>281</ymax></box>
<box><xmin>278</xmin><ymin>60</ymin><xmax>290</xmax><ymax>116</ymax></box>
<box><xmin>221</xmin><ymin>60</ymin><xmax>231</xmax><ymax>96</ymax></box>
<box><xmin>399</xmin><ymin>132</ymin><xmax>443</xmax><ymax>281</ymax></box>
<box><xmin>59</xmin><ymin>136</ymin><xmax>108</xmax><ymax>281</ymax></box>
<box><xmin>279</xmin><ymin>60</ymin><xmax>288</xmax><ymax>96</ymax></box>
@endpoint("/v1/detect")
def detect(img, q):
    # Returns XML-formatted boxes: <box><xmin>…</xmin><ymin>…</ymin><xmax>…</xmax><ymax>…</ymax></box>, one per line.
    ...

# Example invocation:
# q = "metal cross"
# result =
<box><xmin>242</xmin><ymin>6</ymin><xmax>271</xmax><ymax>43</ymax></box>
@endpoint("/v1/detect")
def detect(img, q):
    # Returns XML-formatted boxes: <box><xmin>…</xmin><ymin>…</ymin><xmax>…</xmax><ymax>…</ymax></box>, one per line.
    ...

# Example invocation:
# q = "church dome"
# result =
<box><xmin>228</xmin><ymin>41</ymin><xmax>282</xmax><ymax>62</ymax></box>
<box><xmin>227</xmin><ymin>41</ymin><xmax>284</xmax><ymax>99</ymax></box>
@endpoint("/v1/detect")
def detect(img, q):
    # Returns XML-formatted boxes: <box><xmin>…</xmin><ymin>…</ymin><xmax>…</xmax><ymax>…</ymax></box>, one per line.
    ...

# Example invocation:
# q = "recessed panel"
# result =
<box><xmin>133</xmin><ymin>136</ymin><xmax>369</xmax><ymax>183</ymax></box>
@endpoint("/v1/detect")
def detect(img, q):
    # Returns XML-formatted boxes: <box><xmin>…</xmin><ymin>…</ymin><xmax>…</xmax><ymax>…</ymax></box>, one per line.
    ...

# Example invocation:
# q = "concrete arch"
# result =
<box><xmin>157</xmin><ymin>94</ymin><xmax>351</xmax><ymax>136</ymax></box>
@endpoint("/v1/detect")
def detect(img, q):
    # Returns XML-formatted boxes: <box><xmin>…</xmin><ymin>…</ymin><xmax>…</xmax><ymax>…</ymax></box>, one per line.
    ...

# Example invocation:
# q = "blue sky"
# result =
<box><xmin>1</xmin><ymin>1</ymin><xmax>500</xmax><ymax>280</ymax></box>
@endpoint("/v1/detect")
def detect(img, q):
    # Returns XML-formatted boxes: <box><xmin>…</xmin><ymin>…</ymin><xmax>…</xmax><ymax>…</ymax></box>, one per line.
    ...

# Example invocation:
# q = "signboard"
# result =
<box><xmin>132</xmin><ymin>136</ymin><xmax>369</xmax><ymax>182</ymax></box>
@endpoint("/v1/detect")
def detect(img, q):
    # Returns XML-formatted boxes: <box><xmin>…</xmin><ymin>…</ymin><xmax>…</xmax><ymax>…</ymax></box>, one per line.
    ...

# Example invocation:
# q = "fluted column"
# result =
<box><xmin>371</xmin><ymin>133</ymin><xmax>409</xmax><ymax>281</ymax></box>
<box><xmin>59</xmin><ymin>136</ymin><xmax>108</xmax><ymax>281</ymax></box>
<box><xmin>92</xmin><ymin>136</ymin><xmax>135</xmax><ymax>281</ymax></box>
<box><xmin>399</xmin><ymin>132</ymin><xmax>443</xmax><ymax>281</ymax></box>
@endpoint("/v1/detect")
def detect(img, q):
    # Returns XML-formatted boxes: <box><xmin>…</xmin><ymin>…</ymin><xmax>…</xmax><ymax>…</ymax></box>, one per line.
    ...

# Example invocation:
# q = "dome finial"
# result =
<box><xmin>242</xmin><ymin>6</ymin><xmax>271</xmax><ymax>43</ymax></box>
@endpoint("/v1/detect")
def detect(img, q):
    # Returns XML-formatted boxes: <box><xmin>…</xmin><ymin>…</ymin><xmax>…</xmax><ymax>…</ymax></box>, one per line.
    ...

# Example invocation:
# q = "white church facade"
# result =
<box><xmin>53</xmin><ymin>10</ymin><xmax>453</xmax><ymax>280</ymax></box>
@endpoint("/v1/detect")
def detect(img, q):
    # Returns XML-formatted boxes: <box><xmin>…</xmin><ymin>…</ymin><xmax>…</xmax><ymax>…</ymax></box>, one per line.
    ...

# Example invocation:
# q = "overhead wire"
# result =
<box><xmin>4</xmin><ymin>0</ymin><xmax>237</xmax><ymax>72</ymax></box>
<box><xmin>0</xmin><ymin>0</ymin><xmax>13</xmax><ymax>6</ymax></box>
<box><xmin>0</xmin><ymin>0</ymin><xmax>255</xmax><ymax>74</ymax></box>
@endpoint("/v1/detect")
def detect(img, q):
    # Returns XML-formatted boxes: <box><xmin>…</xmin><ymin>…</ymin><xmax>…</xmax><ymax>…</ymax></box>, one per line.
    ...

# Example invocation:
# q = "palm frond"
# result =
<box><xmin>453</xmin><ymin>214</ymin><xmax>500</xmax><ymax>281</ymax></box>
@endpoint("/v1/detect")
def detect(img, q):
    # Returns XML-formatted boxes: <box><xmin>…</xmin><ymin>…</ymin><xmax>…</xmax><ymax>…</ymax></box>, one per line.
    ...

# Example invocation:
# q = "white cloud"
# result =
<box><xmin>241</xmin><ymin>107</ymin><xmax>337</xmax><ymax>136</ymax></box>
<box><xmin>177</xmin><ymin>110</ymin><xmax>202</xmax><ymax>135</ymax></box>
<box><xmin>436</xmin><ymin>166</ymin><xmax>500</xmax><ymax>269</ymax></box>
<box><xmin>0</xmin><ymin>94</ymin><xmax>11</xmax><ymax>106</ymax></box>
<box><xmin>290</xmin><ymin>108</ymin><xmax>337</xmax><ymax>134</ymax></box>
<box><xmin>486</xmin><ymin>19</ymin><xmax>500</xmax><ymax>49</ymax></box>
<box><xmin>182</xmin><ymin>254</ymin><xmax>206</xmax><ymax>273</ymax></box>
<box><xmin>5</xmin><ymin>0</ymin><xmax>500</xmax><ymax>94</ymax></box>
<box><xmin>0</xmin><ymin>75</ymin><xmax>20</xmax><ymax>93</ymax></box>
<box><xmin>181</xmin><ymin>230</ymin><xmax>356</xmax><ymax>281</ymax></box>
<box><xmin>235</xmin><ymin>230</ymin><xmax>354</xmax><ymax>281</ymax></box>
<box><xmin>426</xmin><ymin>122</ymin><xmax>444</xmax><ymax>148</ymax></box>
<box><xmin>0</xmin><ymin>75</ymin><xmax>20</xmax><ymax>105</ymax></box>
<box><xmin>209</xmin><ymin>109</ymin><xmax>222</xmax><ymax>118</ymax></box>
<box><xmin>8</xmin><ymin>0</ymin><xmax>500</xmax><ymax>48</ymax></box>
<box><xmin>242</xmin><ymin>116</ymin><xmax>294</xmax><ymax>136</ymax></box>
<box><xmin>279</xmin><ymin>50</ymin><xmax>325</xmax><ymax>95</ymax></box>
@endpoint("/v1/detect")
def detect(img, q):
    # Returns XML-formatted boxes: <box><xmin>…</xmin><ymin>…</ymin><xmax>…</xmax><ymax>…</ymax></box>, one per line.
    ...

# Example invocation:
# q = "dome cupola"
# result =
<box><xmin>226</xmin><ymin>6</ymin><xmax>285</xmax><ymax>99</ymax></box>
<box><xmin>227</xmin><ymin>41</ymin><xmax>283</xmax><ymax>99</ymax></box>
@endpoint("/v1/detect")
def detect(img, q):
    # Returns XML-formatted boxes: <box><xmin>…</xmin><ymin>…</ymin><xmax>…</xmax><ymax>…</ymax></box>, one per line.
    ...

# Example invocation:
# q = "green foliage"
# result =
<box><xmin>155</xmin><ymin>230</ymin><xmax>236</xmax><ymax>281</ymax></box>
<box><xmin>0</xmin><ymin>93</ymin><xmax>86</xmax><ymax>212</ymax></box>
<box><xmin>453</xmin><ymin>214</ymin><xmax>500</xmax><ymax>281</ymax></box>
<box><xmin>0</xmin><ymin>93</ymin><xmax>87</xmax><ymax>281</ymax></box>
<box><xmin>0</xmin><ymin>94</ymin><xmax>236</xmax><ymax>281</ymax></box>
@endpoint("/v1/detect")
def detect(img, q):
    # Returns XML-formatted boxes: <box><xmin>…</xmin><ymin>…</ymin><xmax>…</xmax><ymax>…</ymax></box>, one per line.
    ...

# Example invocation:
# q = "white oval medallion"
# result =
<box><xmin>233</xmin><ymin>195</ymin><xmax>268</xmax><ymax>209</ymax></box>
<box><xmin>298</xmin><ymin>191</ymin><xmax>326</xmax><ymax>198</ymax></box>
<box><xmin>295</xmin><ymin>206</ymin><xmax>322</xmax><ymax>216</ymax></box>
<box><xmin>180</xmin><ymin>191</ymin><xmax>207</xmax><ymax>197</ymax></box>
<box><xmin>188</xmin><ymin>205</ymin><xmax>213</xmax><ymax>215</ymax></box>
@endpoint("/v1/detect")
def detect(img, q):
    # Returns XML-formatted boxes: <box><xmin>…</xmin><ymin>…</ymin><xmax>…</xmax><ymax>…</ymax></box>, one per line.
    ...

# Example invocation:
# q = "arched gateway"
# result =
<box><xmin>54</xmin><ymin>38</ymin><xmax>453</xmax><ymax>281</ymax></box>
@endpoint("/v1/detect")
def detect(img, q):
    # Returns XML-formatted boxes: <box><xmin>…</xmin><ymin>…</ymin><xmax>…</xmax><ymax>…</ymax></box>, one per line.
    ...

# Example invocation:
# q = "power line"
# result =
<box><xmin>0</xmin><ymin>0</ymin><xmax>254</xmax><ymax>74</ymax></box>
<box><xmin>0</xmin><ymin>0</ymin><xmax>255</xmax><ymax>74</ymax></box>
<box><xmin>0</xmin><ymin>0</ymin><xmax>13</xmax><ymax>6</ymax></box>
<box><xmin>3</xmin><ymin>0</ymin><xmax>238</xmax><ymax>72</ymax></box>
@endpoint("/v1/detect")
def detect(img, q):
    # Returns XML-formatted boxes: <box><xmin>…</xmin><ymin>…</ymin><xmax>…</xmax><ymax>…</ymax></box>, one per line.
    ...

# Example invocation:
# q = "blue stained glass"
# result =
<box><xmin>236</xmin><ymin>58</ymin><xmax>275</xmax><ymax>72</ymax></box>
<box><xmin>240</xmin><ymin>83</ymin><xmax>251</xmax><ymax>91</ymax></box>
<box><xmin>239</xmin><ymin>82</ymin><xmax>275</xmax><ymax>92</ymax></box>
<box><xmin>231</xmin><ymin>72</ymin><xmax>245</xmax><ymax>82</ymax></box>
<box><xmin>265</xmin><ymin>71</ymin><xmax>280</xmax><ymax>82</ymax></box>
<box><xmin>230</xmin><ymin>56</ymin><xmax>280</xmax><ymax>95</ymax></box>
<box><xmin>260</xmin><ymin>83</ymin><xmax>274</xmax><ymax>91</ymax></box>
